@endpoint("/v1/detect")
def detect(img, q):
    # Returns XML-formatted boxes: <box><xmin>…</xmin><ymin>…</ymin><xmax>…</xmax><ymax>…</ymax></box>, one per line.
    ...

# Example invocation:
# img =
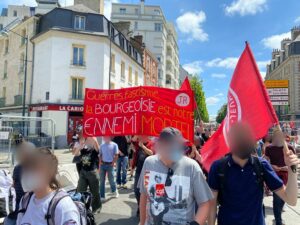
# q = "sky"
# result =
<box><xmin>1</xmin><ymin>0</ymin><xmax>300</xmax><ymax>117</ymax></box>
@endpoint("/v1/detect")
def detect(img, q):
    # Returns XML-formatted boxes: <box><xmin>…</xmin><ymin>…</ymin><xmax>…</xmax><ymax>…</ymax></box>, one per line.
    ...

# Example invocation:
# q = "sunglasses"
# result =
<box><xmin>165</xmin><ymin>168</ymin><xmax>174</xmax><ymax>187</ymax></box>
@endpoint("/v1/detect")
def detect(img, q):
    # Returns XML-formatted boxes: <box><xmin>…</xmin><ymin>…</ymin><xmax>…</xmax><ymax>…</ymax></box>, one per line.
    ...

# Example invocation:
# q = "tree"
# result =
<box><xmin>216</xmin><ymin>103</ymin><xmax>227</xmax><ymax>123</ymax></box>
<box><xmin>190</xmin><ymin>76</ymin><xmax>209</xmax><ymax>123</ymax></box>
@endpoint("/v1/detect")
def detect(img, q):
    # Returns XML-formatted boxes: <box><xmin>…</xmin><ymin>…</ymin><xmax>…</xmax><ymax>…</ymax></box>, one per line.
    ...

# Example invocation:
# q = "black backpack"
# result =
<box><xmin>216</xmin><ymin>155</ymin><xmax>265</xmax><ymax>205</ymax></box>
<box><xmin>18</xmin><ymin>190</ymin><xmax>96</xmax><ymax>225</ymax></box>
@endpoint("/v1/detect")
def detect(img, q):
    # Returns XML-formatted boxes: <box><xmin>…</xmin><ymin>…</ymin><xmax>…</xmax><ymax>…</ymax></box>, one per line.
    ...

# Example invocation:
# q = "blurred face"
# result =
<box><xmin>103</xmin><ymin>136</ymin><xmax>111</xmax><ymax>143</ymax></box>
<box><xmin>272</xmin><ymin>132</ymin><xmax>284</xmax><ymax>146</ymax></box>
<box><xmin>139</xmin><ymin>135</ymin><xmax>149</xmax><ymax>143</ymax></box>
<box><xmin>22</xmin><ymin>152</ymin><xmax>55</xmax><ymax>192</ymax></box>
<box><xmin>156</xmin><ymin>139</ymin><xmax>184</xmax><ymax>162</ymax></box>
<box><xmin>228</xmin><ymin>123</ymin><xmax>255</xmax><ymax>160</ymax></box>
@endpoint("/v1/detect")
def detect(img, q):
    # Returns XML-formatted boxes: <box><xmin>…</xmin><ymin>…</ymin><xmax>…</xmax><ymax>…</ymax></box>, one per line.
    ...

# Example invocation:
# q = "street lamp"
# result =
<box><xmin>1</xmin><ymin>29</ymin><xmax>29</xmax><ymax>117</ymax></box>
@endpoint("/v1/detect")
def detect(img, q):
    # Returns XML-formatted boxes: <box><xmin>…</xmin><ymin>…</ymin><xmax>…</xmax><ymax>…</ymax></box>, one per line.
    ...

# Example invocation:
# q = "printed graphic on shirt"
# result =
<box><xmin>145</xmin><ymin>171</ymin><xmax>190</xmax><ymax>225</ymax></box>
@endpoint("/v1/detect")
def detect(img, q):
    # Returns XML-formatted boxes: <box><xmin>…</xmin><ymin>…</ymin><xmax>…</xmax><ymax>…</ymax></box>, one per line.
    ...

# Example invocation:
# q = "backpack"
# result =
<box><xmin>0</xmin><ymin>170</ymin><xmax>16</xmax><ymax>217</ymax></box>
<box><xmin>18</xmin><ymin>190</ymin><xmax>96</xmax><ymax>225</ymax></box>
<box><xmin>217</xmin><ymin>155</ymin><xmax>265</xmax><ymax>205</ymax></box>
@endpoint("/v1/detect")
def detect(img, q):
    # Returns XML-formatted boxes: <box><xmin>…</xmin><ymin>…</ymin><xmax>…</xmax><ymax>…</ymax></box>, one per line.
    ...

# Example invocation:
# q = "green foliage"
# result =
<box><xmin>190</xmin><ymin>76</ymin><xmax>209</xmax><ymax>123</ymax></box>
<box><xmin>216</xmin><ymin>103</ymin><xmax>227</xmax><ymax>124</ymax></box>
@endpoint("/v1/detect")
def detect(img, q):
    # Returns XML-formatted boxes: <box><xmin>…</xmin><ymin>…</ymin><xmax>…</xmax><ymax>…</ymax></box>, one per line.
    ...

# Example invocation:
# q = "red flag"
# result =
<box><xmin>201</xmin><ymin>43</ymin><xmax>279</xmax><ymax>171</ymax></box>
<box><xmin>180</xmin><ymin>77</ymin><xmax>192</xmax><ymax>91</ymax></box>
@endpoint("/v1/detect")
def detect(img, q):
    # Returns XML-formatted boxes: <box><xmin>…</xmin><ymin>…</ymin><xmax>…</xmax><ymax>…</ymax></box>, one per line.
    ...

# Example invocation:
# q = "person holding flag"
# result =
<box><xmin>202</xmin><ymin>43</ymin><xmax>299</xmax><ymax>225</ymax></box>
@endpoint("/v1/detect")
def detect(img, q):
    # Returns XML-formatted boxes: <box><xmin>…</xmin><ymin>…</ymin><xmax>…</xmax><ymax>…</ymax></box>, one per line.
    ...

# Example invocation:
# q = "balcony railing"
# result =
<box><xmin>69</xmin><ymin>95</ymin><xmax>84</xmax><ymax>101</ymax></box>
<box><xmin>0</xmin><ymin>97</ymin><xmax>5</xmax><ymax>107</ymax></box>
<box><xmin>14</xmin><ymin>95</ymin><xmax>23</xmax><ymax>106</ymax></box>
<box><xmin>70</xmin><ymin>60</ymin><xmax>86</xmax><ymax>67</ymax></box>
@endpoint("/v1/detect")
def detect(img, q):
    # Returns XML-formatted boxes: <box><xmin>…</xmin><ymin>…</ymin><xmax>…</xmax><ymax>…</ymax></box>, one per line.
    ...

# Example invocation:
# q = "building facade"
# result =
<box><xmin>111</xmin><ymin>0</ymin><xmax>180</xmax><ymax>88</ymax></box>
<box><xmin>265</xmin><ymin>27</ymin><xmax>300</xmax><ymax>120</ymax></box>
<box><xmin>74</xmin><ymin>0</ymin><xmax>104</xmax><ymax>14</ymax></box>
<box><xmin>29</xmin><ymin>7</ymin><xmax>144</xmax><ymax>146</ymax></box>
<box><xmin>0</xmin><ymin>16</ymin><xmax>38</xmax><ymax>115</ymax></box>
<box><xmin>179</xmin><ymin>65</ymin><xmax>193</xmax><ymax>85</ymax></box>
<box><xmin>129</xmin><ymin>35</ymin><xmax>158</xmax><ymax>86</ymax></box>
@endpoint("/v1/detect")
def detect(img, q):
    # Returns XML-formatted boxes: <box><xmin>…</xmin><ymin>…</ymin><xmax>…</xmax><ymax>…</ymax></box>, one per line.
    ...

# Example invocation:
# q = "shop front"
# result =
<box><xmin>29</xmin><ymin>104</ymin><xmax>84</xmax><ymax>147</ymax></box>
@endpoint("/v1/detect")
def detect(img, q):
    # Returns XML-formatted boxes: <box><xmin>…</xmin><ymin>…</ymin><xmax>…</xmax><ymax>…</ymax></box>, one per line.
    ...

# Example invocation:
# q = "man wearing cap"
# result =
<box><xmin>138</xmin><ymin>127</ymin><xmax>213</xmax><ymax>225</ymax></box>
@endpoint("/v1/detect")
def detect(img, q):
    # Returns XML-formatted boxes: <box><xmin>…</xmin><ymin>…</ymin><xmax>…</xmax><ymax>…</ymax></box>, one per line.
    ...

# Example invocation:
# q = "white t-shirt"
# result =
<box><xmin>17</xmin><ymin>191</ymin><xmax>80</xmax><ymax>225</ymax></box>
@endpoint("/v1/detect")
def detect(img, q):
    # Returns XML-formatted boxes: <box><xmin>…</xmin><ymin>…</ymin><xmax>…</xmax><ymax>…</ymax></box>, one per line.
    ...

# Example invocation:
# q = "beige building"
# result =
<box><xmin>74</xmin><ymin>0</ymin><xmax>104</xmax><ymax>14</ymax></box>
<box><xmin>0</xmin><ymin>16</ymin><xmax>38</xmax><ymax>115</ymax></box>
<box><xmin>111</xmin><ymin>0</ymin><xmax>180</xmax><ymax>89</ymax></box>
<box><xmin>265</xmin><ymin>27</ymin><xmax>300</xmax><ymax>120</ymax></box>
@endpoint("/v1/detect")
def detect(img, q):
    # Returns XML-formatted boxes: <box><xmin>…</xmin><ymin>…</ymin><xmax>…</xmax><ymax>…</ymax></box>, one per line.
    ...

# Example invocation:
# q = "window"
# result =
<box><xmin>298</xmin><ymin>61</ymin><xmax>300</xmax><ymax>72</ymax></box>
<box><xmin>18</xmin><ymin>82</ymin><xmax>23</xmax><ymax>95</ymax></box>
<box><xmin>3</xmin><ymin>60</ymin><xmax>7</xmax><ymax>78</ymax></box>
<box><xmin>135</xmin><ymin>71</ymin><xmax>138</xmax><ymax>85</ymax></box>
<box><xmin>154</xmin><ymin>9</ymin><xmax>160</xmax><ymax>15</ymax></box>
<box><xmin>111</xmin><ymin>54</ymin><xmax>116</xmax><ymax>73</ymax></box>
<box><xmin>74</xmin><ymin>15</ymin><xmax>85</xmax><ymax>30</ymax></box>
<box><xmin>121</xmin><ymin>61</ymin><xmax>125</xmax><ymax>80</ymax></box>
<box><xmin>2</xmin><ymin>87</ymin><xmax>6</xmax><ymax>98</ymax></box>
<box><xmin>120</xmin><ymin>8</ymin><xmax>126</xmax><ymax>14</ymax></box>
<box><xmin>71</xmin><ymin>78</ymin><xmax>84</xmax><ymax>100</ymax></box>
<box><xmin>19</xmin><ymin>53</ymin><xmax>25</xmax><ymax>73</ymax></box>
<box><xmin>120</xmin><ymin>36</ymin><xmax>125</xmax><ymax>49</ymax></box>
<box><xmin>128</xmin><ymin>66</ymin><xmax>132</xmax><ymax>84</ymax></box>
<box><xmin>134</xmin><ymin>21</ymin><xmax>138</xmax><ymax>30</ymax></box>
<box><xmin>21</xmin><ymin>29</ymin><xmax>26</xmax><ymax>46</ymax></box>
<box><xmin>154</xmin><ymin>23</ymin><xmax>162</xmax><ymax>32</ymax></box>
<box><xmin>4</xmin><ymin>39</ymin><xmax>9</xmax><ymax>54</ymax></box>
<box><xmin>46</xmin><ymin>92</ymin><xmax>50</xmax><ymax>100</ymax></box>
<box><xmin>13</xmin><ymin>10</ymin><xmax>17</xmax><ymax>17</ymax></box>
<box><xmin>72</xmin><ymin>45</ymin><xmax>85</xmax><ymax>66</ymax></box>
<box><xmin>157</xmin><ymin>56</ymin><xmax>161</xmax><ymax>62</ymax></box>
<box><xmin>135</xmin><ymin>8</ymin><xmax>139</xmax><ymax>14</ymax></box>
<box><xmin>0</xmin><ymin>24</ymin><xmax>3</xmax><ymax>30</ymax></box>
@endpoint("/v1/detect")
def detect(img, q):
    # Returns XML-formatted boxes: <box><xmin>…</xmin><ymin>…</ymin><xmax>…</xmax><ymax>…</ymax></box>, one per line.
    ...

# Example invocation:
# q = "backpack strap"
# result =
<box><xmin>217</xmin><ymin>155</ymin><xmax>230</xmax><ymax>205</ymax></box>
<box><xmin>18</xmin><ymin>192</ymin><xmax>34</xmax><ymax>214</ymax></box>
<box><xmin>251</xmin><ymin>156</ymin><xmax>265</xmax><ymax>193</ymax></box>
<box><xmin>45</xmin><ymin>190</ymin><xmax>69</xmax><ymax>225</ymax></box>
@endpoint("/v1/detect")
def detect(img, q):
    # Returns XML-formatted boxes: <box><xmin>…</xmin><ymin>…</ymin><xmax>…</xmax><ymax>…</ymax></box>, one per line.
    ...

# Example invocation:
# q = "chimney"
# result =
<box><xmin>291</xmin><ymin>26</ymin><xmax>300</xmax><ymax>40</ymax></box>
<box><xmin>100</xmin><ymin>0</ymin><xmax>104</xmax><ymax>14</ymax></box>
<box><xmin>140</xmin><ymin>0</ymin><xmax>145</xmax><ymax>14</ymax></box>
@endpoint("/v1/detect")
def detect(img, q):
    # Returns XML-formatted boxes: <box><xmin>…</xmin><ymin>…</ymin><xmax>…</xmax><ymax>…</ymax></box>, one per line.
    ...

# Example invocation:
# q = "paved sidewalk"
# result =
<box><xmin>55</xmin><ymin>150</ymin><xmax>300</xmax><ymax>225</ymax></box>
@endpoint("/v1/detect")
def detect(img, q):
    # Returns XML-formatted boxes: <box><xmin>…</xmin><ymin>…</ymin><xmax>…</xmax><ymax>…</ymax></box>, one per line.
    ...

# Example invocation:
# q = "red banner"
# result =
<box><xmin>83</xmin><ymin>86</ymin><xmax>195</xmax><ymax>140</ymax></box>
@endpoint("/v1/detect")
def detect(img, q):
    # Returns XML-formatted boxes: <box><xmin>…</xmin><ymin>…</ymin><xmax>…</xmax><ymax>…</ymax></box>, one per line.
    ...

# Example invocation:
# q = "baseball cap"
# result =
<box><xmin>158</xmin><ymin>127</ymin><xmax>187</xmax><ymax>143</ymax></box>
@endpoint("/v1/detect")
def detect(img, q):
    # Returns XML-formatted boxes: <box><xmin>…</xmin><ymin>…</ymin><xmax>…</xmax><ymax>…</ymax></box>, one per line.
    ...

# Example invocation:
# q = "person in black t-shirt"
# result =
<box><xmin>113</xmin><ymin>136</ymin><xmax>129</xmax><ymax>189</ymax></box>
<box><xmin>75</xmin><ymin>133</ymin><xmax>101</xmax><ymax>213</ymax></box>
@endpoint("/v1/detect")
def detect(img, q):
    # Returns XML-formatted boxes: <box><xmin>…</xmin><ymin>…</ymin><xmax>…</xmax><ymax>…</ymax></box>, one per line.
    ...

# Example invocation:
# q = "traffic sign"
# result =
<box><xmin>265</xmin><ymin>80</ymin><xmax>289</xmax><ymax>88</ymax></box>
<box><xmin>267</xmin><ymin>88</ymin><xmax>288</xmax><ymax>96</ymax></box>
<box><xmin>271</xmin><ymin>101</ymin><xmax>289</xmax><ymax>106</ymax></box>
<box><xmin>270</xmin><ymin>96</ymin><xmax>289</xmax><ymax>101</ymax></box>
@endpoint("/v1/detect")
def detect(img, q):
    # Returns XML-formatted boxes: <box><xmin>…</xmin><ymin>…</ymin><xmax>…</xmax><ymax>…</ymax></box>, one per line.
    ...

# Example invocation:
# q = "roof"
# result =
<box><xmin>64</xmin><ymin>4</ymin><xmax>98</xmax><ymax>14</ymax></box>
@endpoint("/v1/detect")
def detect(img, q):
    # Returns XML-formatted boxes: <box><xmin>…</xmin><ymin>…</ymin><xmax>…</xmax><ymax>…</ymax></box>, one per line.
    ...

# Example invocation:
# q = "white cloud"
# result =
<box><xmin>211</xmin><ymin>73</ymin><xmax>227</xmax><ymax>79</ymax></box>
<box><xmin>295</xmin><ymin>16</ymin><xmax>300</xmax><ymax>24</ymax></box>
<box><xmin>225</xmin><ymin>0</ymin><xmax>268</xmax><ymax>16</ymax></box>
<box><xmin>206</xmin><ymin>57</ymin><xmax>239</xmax><ymax>69</ymax></box>
<box><xmin>206</xmin><ymin>96</ymin><xmax>221</xmax><ymax>106</ymax></box>
<box><xmin>182</xmin><ymin>61</ymin><xmax>203</xmax><ymax>75</ymax></box>
<box><xmin>261</xmin><ymin>32</ymin><xmax>290</xmax><ymax>49</ymax></box>
<box><xmin>176</xmin><ymin>11</ymin><xmax>208</xmax><ymax>43</ymax></box>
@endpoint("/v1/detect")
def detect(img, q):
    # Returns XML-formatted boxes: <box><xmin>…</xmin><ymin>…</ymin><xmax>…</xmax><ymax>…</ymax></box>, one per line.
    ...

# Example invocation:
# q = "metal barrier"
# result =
<box><xmin>0</xmin><ymin>115</ymin><xmax>56</xmax><ymax>166</ymax></box>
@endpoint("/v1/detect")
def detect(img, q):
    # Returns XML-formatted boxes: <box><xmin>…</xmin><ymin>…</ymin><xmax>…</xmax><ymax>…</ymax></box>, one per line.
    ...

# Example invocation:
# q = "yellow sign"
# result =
<box><xmin>264</xmin><ymin>80</ymin><xmax>289</xmax><ymax>88</ymax></box>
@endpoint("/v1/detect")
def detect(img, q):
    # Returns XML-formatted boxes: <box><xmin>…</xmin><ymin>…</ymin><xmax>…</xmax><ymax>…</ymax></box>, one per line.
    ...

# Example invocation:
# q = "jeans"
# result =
<box><xmin>116</xmin><ymin>156</ymin><xmax>128</xmax><ymax>185</ymax></box>
<box><xmin>77</xmin><ymin>169</ymin><xmax>102</xmax><ymax>212</ymax></box>
<box><xmin>273</xmin><ymin>193</ymin><xmax>285</xmax><ymax>225</ymax></box>
<box><xmin>134</xmin><ymin>172</ymin><xmax>141</xmax><ymax>207</ymax></box>
<box><xmin>100</xmin><ymin>164</ymin><xmax>117</xmax><ymax>198</ymax></box>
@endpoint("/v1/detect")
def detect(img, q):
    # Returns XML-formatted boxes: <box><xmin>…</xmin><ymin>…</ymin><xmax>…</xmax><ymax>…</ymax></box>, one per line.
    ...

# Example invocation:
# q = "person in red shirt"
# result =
<box><xmin>265</xmin><ymin>128</ymin><xmax>296</xmax><ymax>225</ymax></box>
<box><xmin>131</xmin><ymin>135</ymin><xmax>155</xmax><ymax>217</ymax></box>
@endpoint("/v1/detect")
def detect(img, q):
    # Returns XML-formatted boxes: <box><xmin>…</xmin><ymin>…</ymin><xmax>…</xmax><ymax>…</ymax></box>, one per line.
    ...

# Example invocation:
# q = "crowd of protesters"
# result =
<box><xmin>1</xmin><ymin>120</ymin><xmax>299</xmax><ymax>225</ymax></box>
